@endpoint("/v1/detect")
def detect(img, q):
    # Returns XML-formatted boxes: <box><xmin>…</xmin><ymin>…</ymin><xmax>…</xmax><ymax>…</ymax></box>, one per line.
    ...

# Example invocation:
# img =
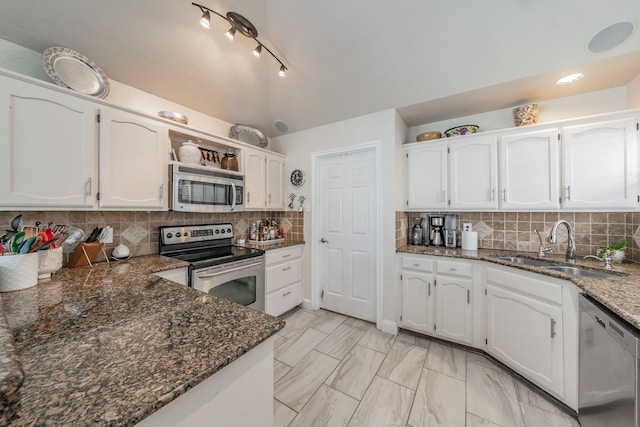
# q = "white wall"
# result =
<box><xmin>407</xmin><ymin>87</ymin><xmax>628</xmax><ymax>142</ymax></box>
<box><xmin>271</xmin><ymin>109</ymin><xmax>405</xmax><ymax>327</ymax></box>
<box><xmin>628</xmin><ymin>74</ymin><xmax>640</xmax><ymax>108</ymax></box>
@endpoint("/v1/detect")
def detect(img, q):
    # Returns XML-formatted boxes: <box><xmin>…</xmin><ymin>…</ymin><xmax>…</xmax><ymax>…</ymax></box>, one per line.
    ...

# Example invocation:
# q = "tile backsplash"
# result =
<box><xmin>0</xmin><ymin>210</ymin><xmax>304</xmax><ymax>263</ymax></box>
<box><xmin>397</xmin><ymin>211</ymin><xmax>640</xmax><ymax>263</ymax></box>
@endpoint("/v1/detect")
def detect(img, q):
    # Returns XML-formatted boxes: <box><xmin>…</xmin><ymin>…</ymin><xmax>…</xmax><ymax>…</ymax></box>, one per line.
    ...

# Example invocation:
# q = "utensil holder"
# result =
<box><xmin>38</xmin><ymin>247</ymin><xmax>63</xmax><ymax>279</ymax></box>
<box><xmin>67</xmin><ymin>242</ymin><xmax>106</xmax><ymax>268</ymax></box>
<box><xmin>0</xmin><ymin>252</ymin><xmax>39</xmax><ymax>292</ymax></box>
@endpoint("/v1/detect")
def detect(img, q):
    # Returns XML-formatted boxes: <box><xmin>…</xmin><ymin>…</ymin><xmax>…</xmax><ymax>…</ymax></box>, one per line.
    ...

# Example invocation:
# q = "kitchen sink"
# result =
<box><xmin>543</xmin><ymin>265</ymin><xmax>614</xmax><ymax>278</ymax></box>
<box><xmin>495</xmin><ymin>256</ymin><xmax>550</xmax><ymax>267</ymax></box>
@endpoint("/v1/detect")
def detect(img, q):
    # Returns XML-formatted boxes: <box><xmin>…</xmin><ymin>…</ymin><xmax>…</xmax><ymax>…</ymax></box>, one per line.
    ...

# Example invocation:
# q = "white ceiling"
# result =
<box><xmin>0</xmin><ymin>0</ymin><xmax>639</xmax><ymax>136</ymax></box>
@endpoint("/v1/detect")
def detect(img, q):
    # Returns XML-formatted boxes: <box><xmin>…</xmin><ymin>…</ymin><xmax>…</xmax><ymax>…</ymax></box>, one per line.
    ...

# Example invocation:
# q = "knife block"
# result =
<box><xmin>67</xmin><ymin>242</ymin><xmax>104</xmax><ymax>268</ymax></box>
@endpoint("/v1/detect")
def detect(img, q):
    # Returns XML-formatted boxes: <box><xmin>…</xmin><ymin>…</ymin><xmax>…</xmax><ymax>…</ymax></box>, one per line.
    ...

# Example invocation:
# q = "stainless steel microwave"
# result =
<box><xmin>169</xmin><ymin>164</ymin><xmax>244</xmax><ymax>212</ymax></box>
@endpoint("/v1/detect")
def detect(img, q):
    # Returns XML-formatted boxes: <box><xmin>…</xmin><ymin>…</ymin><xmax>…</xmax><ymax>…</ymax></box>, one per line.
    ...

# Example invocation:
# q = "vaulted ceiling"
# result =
<box><xmin>1</xmin><ymin>0</ymin><xmax>639</xmax><ymax>136</ymax></box>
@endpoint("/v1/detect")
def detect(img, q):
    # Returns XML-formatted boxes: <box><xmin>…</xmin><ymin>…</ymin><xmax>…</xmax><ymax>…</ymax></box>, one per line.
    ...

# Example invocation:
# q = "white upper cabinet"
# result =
<box><xmin>98</xmin><ymin>108</ymin><xmax>169</xmax><ymax>209</ymax></box>
<box><xmin>405</xmin><ymin>141</ymin><xmax>448</xmax><ymax>209</ymax></box>
<box><xmin>561</xmin><ymin>118</ymin><xmax>638</xmax><ymax>210</ymax></box>
<box><xmin>244</xmin><ymin>147</ymin><xmax>286</xmax><ymax>210</ymax></box>
<box><xmin>266</xmin><ymin>154</ymin><xmax>285</xmax><ymax>209</ymax></box>
<box><xmin>499</xmin><ymin>128</ymin><xmax>560</xmax><ymax>210</ymax></box>
<box><xmin>0</xmin><ymin>76</ymin><xmax>97</xmax><ymax>209</ymax></box>
<box><xmin>448</xmin><ymin>134</ymin><xmax>499</xmax><ymax>209</ymax></box>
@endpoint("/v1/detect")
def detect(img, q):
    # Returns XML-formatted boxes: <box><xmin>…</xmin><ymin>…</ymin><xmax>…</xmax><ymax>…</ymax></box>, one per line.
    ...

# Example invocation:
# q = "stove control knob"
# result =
<box><xmin>176</xmin><ymin>232</ymin><xmax>182</xmax><ymax>238</ymax></box>
<box><xmin>183</xmin><ymin>232</ymin><xmax>189</xmax><ymax>237</ymax></box>
<box><xmin>166</xmin><ymin>233</ymin><xmax>173</xmax><ymax>239</ymax></box>
<box><xmin>227</xmin><ymin>228</ymin><xmax>232</xmax><ymax>234</ymax></box>
<box><xmin>221</xmin><ymin>229</ymin><xmax>226</xmax><ymax>234</ymax></box>
<box><xmin>215</xmin><ymin>229</ymin><xmax>220</xmax><ymax>234</ymax></box>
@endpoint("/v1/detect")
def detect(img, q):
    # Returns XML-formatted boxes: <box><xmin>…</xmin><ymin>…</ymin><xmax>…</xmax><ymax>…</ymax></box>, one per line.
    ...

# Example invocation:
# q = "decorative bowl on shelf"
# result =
<box><xmin>443</xmin><ymin>125</ymin><xmax>479</xmax><ymax>138</ymax></box>
<box><xmin>178</xmin><ymin>141</ymin><xmax>201</xmax><ymax>164</ymax></box>
<box><xmin>416</xmin><ymin>131</ymin><xmax>442</xmax><ymax>142</ymax></box>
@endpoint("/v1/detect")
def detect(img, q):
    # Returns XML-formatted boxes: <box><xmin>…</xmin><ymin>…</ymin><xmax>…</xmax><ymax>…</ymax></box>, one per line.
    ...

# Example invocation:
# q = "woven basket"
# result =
<box><xmin>0</xmin><ymin>253</ymin><xmax>39</xmax><ymax>292</ymax></box>
<box><xmin>513</xmin><ymin>104</ymin><xmax>539</xmax><ymax>126</ymax></box>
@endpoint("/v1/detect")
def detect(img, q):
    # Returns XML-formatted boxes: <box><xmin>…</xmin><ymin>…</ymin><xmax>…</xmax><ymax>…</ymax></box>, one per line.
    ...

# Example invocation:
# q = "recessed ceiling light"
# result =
<box><xmin>588</xmin><ymin>21</ymin><xmax>635</xmax><ymax>53</ymax></box>
<box><xmin>556</xmin><ymin>73</ymin><xmax>584</xmax><ymax>85</ymax></box>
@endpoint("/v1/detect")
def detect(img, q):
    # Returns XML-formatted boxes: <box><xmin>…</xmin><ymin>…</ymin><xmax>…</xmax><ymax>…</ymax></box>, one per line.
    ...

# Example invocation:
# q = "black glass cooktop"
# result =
<box><xmin>167</xmin><ymin>245</ymin><xmax>263</xmax><ymax>267</ymax></box>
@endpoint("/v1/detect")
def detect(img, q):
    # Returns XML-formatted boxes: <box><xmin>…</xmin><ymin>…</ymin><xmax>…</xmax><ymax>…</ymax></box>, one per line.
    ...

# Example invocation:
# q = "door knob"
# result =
<box><xmin>320</xmin><ymin>238</ymin><xmax>328</xmax><ymax>243</ymax></box>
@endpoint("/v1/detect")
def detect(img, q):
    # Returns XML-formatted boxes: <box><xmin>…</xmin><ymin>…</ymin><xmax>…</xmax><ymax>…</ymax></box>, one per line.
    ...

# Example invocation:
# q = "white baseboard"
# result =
<box><xmin>377</xmin><ymin>318</ymin><xmax>398</xmax><ymax>335</ymax></box>
<box><xmin>301</xmin><ymin>298</ymin><xmax>313</xmax><ymax>310</ymax></box>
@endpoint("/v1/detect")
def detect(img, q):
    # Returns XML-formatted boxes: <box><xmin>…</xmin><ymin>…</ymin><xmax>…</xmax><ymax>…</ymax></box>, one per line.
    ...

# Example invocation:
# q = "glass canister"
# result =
<box><xmin>221</xmin><ymin>149</ymin><xmax>239</xmax><ymax>171</ymax></box>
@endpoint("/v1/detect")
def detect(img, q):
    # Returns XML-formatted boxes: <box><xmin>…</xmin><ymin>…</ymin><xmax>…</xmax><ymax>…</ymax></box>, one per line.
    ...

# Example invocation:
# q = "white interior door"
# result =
<box><xmin>318</xmin><ymin>148</ymin><xmax>377</xmax><ymax>322</ymax></box>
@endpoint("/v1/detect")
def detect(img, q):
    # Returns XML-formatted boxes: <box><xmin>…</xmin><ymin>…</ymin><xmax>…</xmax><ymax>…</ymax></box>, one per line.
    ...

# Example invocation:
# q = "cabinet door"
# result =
<box><xmin>266</xmin><ymin>154</ymin><xmax>285</xmax><ymax>209</ymax></box>
<box><xmin>435</xmin><ymin>275</ymin><xmax>473</xmax><ymax>345</ymax></box>
<box><xmin>98</xmin><ymin>108</ymin><xmax>169</xmax><ymax>209</ymax></box>
<box><xmin>244</xmin><ymin>149</ymin><xmax>267</xmax><ymax>208</ymax></box>
<box><xmin>486</xmin><ymin>284</ymin><xmax>564</xmax><ymax>397</ymax></box>
<box><xmin>406</xmin><ymin>142</ymin><xmax>447</xmax><ymax>209</ymax></box>
<box><xmin>499</xmin><ymin>129</ymin><xmax>560</xmax><ymax>209</ymax></box>
<box><xmin>448</xmin><ymin>135</ymin><xmax>499</xmax><ymax>209</ymax></box>
<box><xmin>400</xmin><ymin>271</ymin><xmax>434</xmax><ymax>333</ymax></box>
<box><xmin>0</xmin><ymin>77</ymin><xmax>96</xmax><ymax>208</ymax></box>
<box><xmin>561</xmin><ymin>118</ymin><xmax>638</xmax><ymax>209</ymax></box>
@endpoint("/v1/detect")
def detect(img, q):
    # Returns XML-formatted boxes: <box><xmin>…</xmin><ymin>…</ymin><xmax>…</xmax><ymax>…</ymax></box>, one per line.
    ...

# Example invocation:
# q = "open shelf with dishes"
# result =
<box><xmin>169</xmin><ymin>129</ymin><xmax>242</xmax><ymax>172</ymax></box>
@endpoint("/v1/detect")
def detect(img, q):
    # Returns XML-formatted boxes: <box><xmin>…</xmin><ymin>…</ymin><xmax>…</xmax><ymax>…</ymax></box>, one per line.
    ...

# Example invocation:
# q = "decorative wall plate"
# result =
<box><xmin>229</xmin><ymin>124</ymin><xmax>268</xmax><ymax>148</ymax></box>
<box><xmin>42</xmin><ymin>46</ymin><xmax>110</xmax><ymax>98</ymax></box>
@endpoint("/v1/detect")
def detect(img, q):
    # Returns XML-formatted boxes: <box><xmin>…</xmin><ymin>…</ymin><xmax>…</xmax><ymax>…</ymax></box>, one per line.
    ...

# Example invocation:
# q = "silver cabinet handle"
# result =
<box><xmin>502</xmin><ymin>188</ymin><xmax>506</xmax><ymax>202</ymax></box>
<box><xmin>428</xmin><ymin>283</ymin><xmax>431</xmax><ymax>297</ymax></box>
<box><xmin>467</xmin><ymin>289</ymin><xmax>470</xmax><ymax>304</ymax></box>
<box><xmin>247</xmin><ymin>192</ymin><xmax>250</xmax><ymax>203</ymax></box>
<box><xmin>449</xmin><ymin>268</ymin><xmax>457</xmax><ymax>271</ymax></box>
<box><xmin>283</xmin><ymin>266</ymin><xmax>291</xmax><ymax>271</ymax></box>
<box><xmin>550</xmin><ymin>318</ymin><xmax>557</xmax><ymax>338</ymax></box>
<box><xmin>282</xmin><ymin>254</ymin><xmax>291</xmax><ymax>259</ymax></box>
<box><xmin>595</xmin><ymin>315</ymin><xmax>606</xmax><ymax>328</ymax></box>
<box><xmin>413</xmin><ymin>263</ymin><xmax>420</xmax><ymax>267</ymax></box>
<box><xmin>159</xmin><ymin>184</ymin><xmax>163</xmax><ymax>200</ymax></box>
<box><xmin>283</xmin><ymin>291</ymin><xmax>292</xmax><ymax>297</ymax></box>
<box><xmin>84</xmin><ymin>177</ymin><xmax>92</xmax><ymax>197</ymax></box>
<box><xmin>491</xmin><ymin>187</ymin><xmax>495</xmax><ymax>201</ymax></box>
<box><xmin>566</xmin><ymin>185</ymin><xmax>572</xmax><ymax>201</ymax></box>
<box><xmin>320</xmin><ymin>238</ymin><xmax>328</xmax><ymax>243</ymax></box>
<box><xmin>268</xmin><ymin>194</ymin><xmax>272</xmax><ymax>204</ymax></box>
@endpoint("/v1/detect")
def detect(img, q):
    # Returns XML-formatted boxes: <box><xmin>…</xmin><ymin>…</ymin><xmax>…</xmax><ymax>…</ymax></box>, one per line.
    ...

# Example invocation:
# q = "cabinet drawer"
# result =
<box><xmin>266</xmin><ymin>259</ymin><xmax>302</xmax><ymax>292</ymax></box>
<box><xmin>437</xmin><ymin>259</ymin><xmax>472</xmax><ymax>277</ymax></box>
<box><xmin>265</xmin><ymin>245</ymin><xmax>303</xmax><ymax>265</ymax></box>
<box><xmin>265</xmin><ymin>282</ymin><xmax>303</xmax><ymax>317</ymax></box>
<box><xmin>400</xmin><ymin>255</ymin><xmax>434</xmax><ymax>272</ymax></box>
<box><xmin>486</xmin><ymin>266</ymin><xmax>562</xmax><ymax>304</ymax></box>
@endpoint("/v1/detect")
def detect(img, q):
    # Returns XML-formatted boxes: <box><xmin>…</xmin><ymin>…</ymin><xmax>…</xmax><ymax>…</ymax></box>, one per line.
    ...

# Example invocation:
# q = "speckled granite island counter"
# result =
<box><xmin>0</xmin><ymin>255</ymin><xmax>284</xmax><ymax>426</ymax></box>
<box><xmin>398</xmin><ymin>245</ymin><xmax>640</xmax><ymax>331</ymax></box>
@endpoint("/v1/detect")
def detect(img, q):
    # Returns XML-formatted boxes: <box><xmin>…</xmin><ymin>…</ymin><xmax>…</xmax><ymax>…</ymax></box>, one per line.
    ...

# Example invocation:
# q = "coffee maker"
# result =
<box><xmin>427</xmin><ymin>215</ymin><xmax>445</xmax><ymax>246</ymax></box>
<box><xmin>444</xmin><ymin>214</ymin><xmax>457</xmax><ymax>248</ymax></box>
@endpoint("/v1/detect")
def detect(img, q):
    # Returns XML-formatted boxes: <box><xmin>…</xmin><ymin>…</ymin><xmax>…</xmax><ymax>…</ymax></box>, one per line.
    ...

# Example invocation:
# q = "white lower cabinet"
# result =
<box><xmin>485</xmin><ymin>264</ymin><xmax>577</xmax><ymax>410</ymax></box>
<box><xmin>398</xmin><ymin>254</ymin><xmax>578</xmax><ymax>410</ymax></box>
<box><xmin>398</xmin><ymin>254</ymin><xmax>474</xmax><ymax>346</ymax></box>
<box><xmin>265</xmin><ymin>245</ymin><xmax>303</xmax><ymax>316</ymax></box>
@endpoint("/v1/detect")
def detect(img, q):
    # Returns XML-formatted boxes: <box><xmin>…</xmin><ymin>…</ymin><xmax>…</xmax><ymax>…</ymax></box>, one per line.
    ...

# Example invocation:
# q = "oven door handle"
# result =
<box><xmin>196</xmin><ymin>261</ymin><xmax>263</xmax><ymax>278</ymax></box>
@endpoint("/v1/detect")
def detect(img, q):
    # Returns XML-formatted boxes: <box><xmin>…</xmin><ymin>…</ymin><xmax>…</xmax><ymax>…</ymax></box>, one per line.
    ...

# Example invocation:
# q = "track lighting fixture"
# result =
<box><xmin>191</xmin><ymin>2</ymin><xmax>288</xmax><ymax>77</ymax></box>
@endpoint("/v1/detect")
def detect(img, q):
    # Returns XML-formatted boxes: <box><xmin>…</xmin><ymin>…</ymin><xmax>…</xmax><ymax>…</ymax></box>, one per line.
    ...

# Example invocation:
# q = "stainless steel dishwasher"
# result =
<box><xmin>579</xmin><ymin>293</ymin><xmax>639</xmax><ymax>427</ymax></box>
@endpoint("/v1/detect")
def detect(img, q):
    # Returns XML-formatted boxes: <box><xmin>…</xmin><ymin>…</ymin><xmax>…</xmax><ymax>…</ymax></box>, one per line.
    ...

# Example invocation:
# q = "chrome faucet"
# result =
<box><xmin>548</xmin><ymin>220</ymin><xmax>576</xmax><ymax>264</ymax></box>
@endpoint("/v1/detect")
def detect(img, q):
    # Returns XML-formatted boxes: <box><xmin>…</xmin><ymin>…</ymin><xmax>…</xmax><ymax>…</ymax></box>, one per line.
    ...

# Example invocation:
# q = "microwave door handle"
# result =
<box><xmin>196</xmin><ymin>261</ymin><xmax>263</xmax><ymax>278</ymax></box>
<box><xmin>230</xmin><ymin>181</ymin><xmax>236</xmax><ymax>211</ymax></box>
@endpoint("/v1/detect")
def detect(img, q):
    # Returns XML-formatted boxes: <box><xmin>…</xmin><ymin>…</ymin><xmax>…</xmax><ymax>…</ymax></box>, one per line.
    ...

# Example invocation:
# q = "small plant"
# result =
<box><xmin>596</xmin><ymin>237</ymin><xmax>626</xmax><ymax>263</ymax></box>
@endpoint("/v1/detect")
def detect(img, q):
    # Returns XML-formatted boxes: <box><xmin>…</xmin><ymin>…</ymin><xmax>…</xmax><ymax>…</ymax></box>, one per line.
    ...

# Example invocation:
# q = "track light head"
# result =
<box><xmin>225</xmin><ymin>27</ymin><xmax>237</xmax><ymax>40</ymax></box>
<box><xmin>253</xmin><ymin>44</ymin><xmax>262</xmax><ymax>58</ymax></box>
<box><xmin>199</xmin><ymin>10</ymin><xmax>210</xmax><ymax>29</ymax></box>
<box><xmin>279</xmin><ymin>65</ymin><xmax>287</xmax><ymax>77</ymax></box>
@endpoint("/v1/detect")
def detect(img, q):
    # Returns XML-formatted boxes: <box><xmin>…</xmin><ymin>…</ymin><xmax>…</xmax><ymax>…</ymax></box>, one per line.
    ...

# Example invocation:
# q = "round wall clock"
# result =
<box><xmin>290</xmin><ymin>169</ymin><xmax>305</xmax><ymax>187</ymax></box>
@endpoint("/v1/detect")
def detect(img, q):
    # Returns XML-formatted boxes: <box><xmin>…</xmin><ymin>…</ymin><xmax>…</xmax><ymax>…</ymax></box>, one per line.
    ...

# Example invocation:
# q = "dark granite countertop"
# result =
<box><xmin>0</xmin><ymin>255</ymin><xmax>284</xmax><ymax>426</ymax></box>
<box><xmin>238</xmin><ymin>239</ymin><xmax>304</xmax><ymax>251</ymax></box>
<box><xmin>398</xmin><ymin>245</ymin><xmax>640</xmax><ymax>331</ymax></box>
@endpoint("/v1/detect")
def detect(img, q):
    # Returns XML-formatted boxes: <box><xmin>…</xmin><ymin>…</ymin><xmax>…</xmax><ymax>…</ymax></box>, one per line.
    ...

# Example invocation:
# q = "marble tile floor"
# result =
<box><xmin>273</xmin><ymin>307</ymin><xmax>580</xmax><ymax>427</ymax></box>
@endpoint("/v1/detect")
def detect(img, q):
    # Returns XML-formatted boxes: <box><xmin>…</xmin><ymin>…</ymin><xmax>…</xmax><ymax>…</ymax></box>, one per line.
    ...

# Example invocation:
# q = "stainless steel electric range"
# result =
<box><xmin>159</xmin><ymin>223</ymin><xmax>265</xmax><ymax>311</ymax></box>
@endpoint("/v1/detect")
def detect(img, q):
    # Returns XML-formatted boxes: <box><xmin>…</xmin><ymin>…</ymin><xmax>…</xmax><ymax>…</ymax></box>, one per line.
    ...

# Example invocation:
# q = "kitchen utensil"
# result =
<box><xmin>416</xmin><ymin>131</ymin><xmax>442</xmax><ymax>142</ymax></box>
<box><xmin>22</xmin><ymin>226</ymin><xmax>38</xmax><ymax>238</ymax></box>
<box><xmin>443</xmin><ymin>125</ymin><xmax>479</xmax><ymax>137</ymax></box>
<box><xmin>61</xmin><ymin>227</ymin><xmax>85</xmax><ymax>253</ymax></box>
<box><xmin>28</xmin><ymin>235</ymin><xmax>43</xmax><ymax>253</ymax></box>
<box><xmin>19</xmin><ymin>236</ymin><xmax>37</xmax><ymax>254</ymax></box>
<box><xmin>10</xmin><ymin>214</ymin><xmax>22</xmax><ymax>231</ymax></box>
<box><xmin>11</xmin><ymin>232</ymin><xmax>25</xmax><ymax>253</ymax></box>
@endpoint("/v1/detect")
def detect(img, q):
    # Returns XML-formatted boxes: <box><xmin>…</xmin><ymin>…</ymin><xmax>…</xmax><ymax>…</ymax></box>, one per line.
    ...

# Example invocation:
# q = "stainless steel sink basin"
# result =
<box><xmin>543</xmin><ymin>265</ymin><xmax>614</xmax><ymax>278</ymax></box>
<box><xmin>496</xmin><ymin>256</ymin><xmax>549</xmax><ymax>267</ymax></box>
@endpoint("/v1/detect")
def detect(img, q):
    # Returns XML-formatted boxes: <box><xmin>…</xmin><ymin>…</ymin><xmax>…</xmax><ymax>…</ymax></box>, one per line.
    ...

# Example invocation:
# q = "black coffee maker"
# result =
<box><xmin>427</xmin><ymin>215</ymin><xmax>445</xmax><ymax>246</ymax></box>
